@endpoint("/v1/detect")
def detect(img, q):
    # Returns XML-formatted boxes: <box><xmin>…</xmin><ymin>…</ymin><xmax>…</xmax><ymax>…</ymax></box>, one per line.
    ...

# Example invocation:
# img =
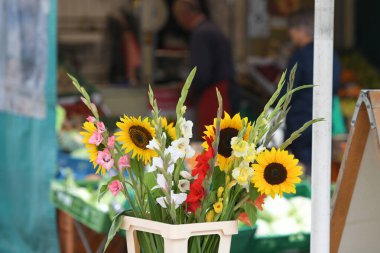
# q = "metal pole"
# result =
<box><xmin>312</xmin><ymin>0</ymin><xmax>335</xmax><ymax>252</ymax></box>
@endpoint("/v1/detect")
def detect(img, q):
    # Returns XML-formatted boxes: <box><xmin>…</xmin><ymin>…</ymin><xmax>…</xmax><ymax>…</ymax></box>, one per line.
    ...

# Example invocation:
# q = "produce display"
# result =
<box><xmin>341</xmin><ymin>52</ymin><xmax>380</xmax><ymax>90</ymax></box>
<box><xmin>256</xmin><ymin>196</ymin><xmax>311</xmax><ymax>236</ymax></box>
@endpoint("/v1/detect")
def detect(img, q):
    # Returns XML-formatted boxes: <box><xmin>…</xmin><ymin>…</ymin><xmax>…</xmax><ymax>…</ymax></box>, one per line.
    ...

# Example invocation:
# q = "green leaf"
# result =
<box><xmin>130</xmin><ymin>158</ymin><xmax>141</xmax><ymax>180</ymax></box>
<box><xmin>279</xmin><ymin>118</ymin><xmax>324</xmax><ymax>150</ymax></box>
<box><xmin>248</xmin><ymin>185</ymin><xmax>260</xmax><ymax>202</ymax></box>
<box><xmin>143</xmin><ymin>172</ymin><xmax>158</xmax><ymax>192</ymax></box>
<box><xmin>98</xmin><ymin>183</ymin><xmax>108</xmax><ymax>203</ymax></box>
<box><xmin>146</xmin><ymin>186</ymin><xmax>162</xmax><ymax>222</ymax></box>
<box><xmin>103</xmin><ymin>212</ymin><xmax>125</xmax><ymax>253</ymax></box>
<box><xmin>199</xmin><ymin>191</ymin><xmax>217</xmax><ymax>222</ymax></box>
<box><xmin>243</xmin><ymin>202</ymin><xmax>257</xmax><ymax>227</ymax></box>
<box><xmin>211</xmin><ymin>166</ymin><xmax>225</xmax><ymax>191</ymax></box>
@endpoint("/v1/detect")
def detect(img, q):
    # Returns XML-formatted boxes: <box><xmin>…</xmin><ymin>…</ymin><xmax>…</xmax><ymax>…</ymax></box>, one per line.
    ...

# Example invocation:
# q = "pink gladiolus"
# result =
<box><xmin>97</xmin><ymin>121</ymin><xmax>106</xmax><ymax>133</ymax></box>
<box><xmin>108</xmin><ymin>180</ymin><xmax>123</xmax><ymax>196</ymax></box>
<box><xmin>96</xmin><ymin>149</ymin><xmax>114</xmax><ymax>170</ymax></box>
<box><xmin>118</xmin><ymin>155</ymin><xmax>130</xmax><ymax>170</ymax></box>
<box><xmin>107</xmin><ymin>136</ymin><xmax>115</xmax><ymax>149</ymax></box>
<box><xmin>86</xmin><ymin>116</ymin><xmax>96</xmax><ymax>123</ymax></box>
<box><xmin>89</xmin><ymin>130</ymin><xmax>103</xmax><ymax>146</ymax></box>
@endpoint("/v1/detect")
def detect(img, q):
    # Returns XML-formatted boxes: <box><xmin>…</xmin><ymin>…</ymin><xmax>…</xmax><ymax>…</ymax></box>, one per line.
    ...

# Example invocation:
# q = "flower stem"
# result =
<box><xmin>234</xmin><ymin>194</ymin><xmax>250</xmax><ymax>211</ymax></box>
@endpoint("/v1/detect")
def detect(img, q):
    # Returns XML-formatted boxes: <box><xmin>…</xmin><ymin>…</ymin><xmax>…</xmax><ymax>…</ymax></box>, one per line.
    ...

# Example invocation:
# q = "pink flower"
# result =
<box><xmin>89</xmin><ymin>130</ymin><xmax>103</xmax><ymax>146</ymax></box>
<box><xmin>96</xmin><ymin>149</ymin><xmax>114</xmax><ymax>170</ymax></box>
<box><xmin>108</xmin><ymin>180</ymin><xmax>123</xmax><ymax>196</ymax></box>
<box><xmin>107</xmin><ymin>136</ymin><xmax>115</xmax><ymax>149</ymax></box>
<box><xmin>96</xmin><ymin>121</ymin><xmax>106</xmax><ymax>133</ymax></box>
<box><xmin>86</xmin><ymin>116</ymin><xmax>96</xmax><ymax>123</ymax></box>
<box><xmin>118</xmin><ymin>155</ymin><xmax>130</xmax><ymax>170</ymax></box>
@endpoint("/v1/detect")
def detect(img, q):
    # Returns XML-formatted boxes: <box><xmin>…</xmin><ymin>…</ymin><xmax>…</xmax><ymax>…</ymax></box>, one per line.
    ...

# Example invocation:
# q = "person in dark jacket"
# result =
<box><xmin>284</xmin><ymin>10</ymin><xmax>341</xmax><ymax>175</ymax></box>
<box><xmin>173</xmin><ymin>0</ymin><xmax>235</xmax><ymax>138</ymax></box>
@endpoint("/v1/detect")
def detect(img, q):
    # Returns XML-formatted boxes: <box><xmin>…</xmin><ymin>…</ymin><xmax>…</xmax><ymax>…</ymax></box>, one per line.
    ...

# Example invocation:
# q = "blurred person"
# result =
<box><xmin>283</xmin><ymin>10</ymin><xmax>341</xmax><ymax>175</ymax></box>
<box><xmin>172</xmin><ymin>0</ymin><xmax>235</xmax><ymax>138</ymax></box>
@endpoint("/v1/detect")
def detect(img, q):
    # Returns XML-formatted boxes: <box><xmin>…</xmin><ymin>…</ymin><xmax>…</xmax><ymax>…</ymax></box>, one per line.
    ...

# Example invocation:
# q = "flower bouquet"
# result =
<box><xmin>69</xmin><ymin>66</ymin><xmax>320</xmax><ymax>253</ymax></box>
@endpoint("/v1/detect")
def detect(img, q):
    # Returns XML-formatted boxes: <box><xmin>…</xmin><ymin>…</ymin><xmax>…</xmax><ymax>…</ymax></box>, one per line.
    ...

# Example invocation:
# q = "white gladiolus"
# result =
<box><xmin>178</xmin><ymin>179</ymin><xmax>190</xmax><ymax>192</ymax></box>
<box><xmin>147</xmin><ymin>157</ymin><xmax>163</xmax><ymax>172</ymax></box>
<box><xmin>148</xmin><ymin>156</ymin><xmax>174</xmax><ymax>174</ymax></box>
<box><xmin>167</xmin><ymin>163</ymin><xmax>175</xmax><ymax>174</ymax></box>
<box><xmin>167</xmin><ymin>138</ymin><xmax>195</xmax><ymax>161</ymax></box>
<box><xmin>153</xmin><ymin>173</ymin><xmax>168</xmax><ymax>192</ymax></box>
<box><xmin>146</xmin><ymin>138</ymin><xmax>160</xmax><ymax>150</ymax></box>
<box><xmin>180</xmin><ymin>170</ymin><xmax>192</xmax><ymax>180</ymax></box>
<box><xmin>180</xmin><ymin>120</ymin><xmax>193</xmax><ymax>139</ymax></box>
<box><xmin>156</xmin><ymin>196</ymin><xmax>167</xmax><ymax>208</ymax></box>
<box><xmin>171</xmin><ymin>191</ymin><xmax>187</xmax><ymax>208</ymax></box>
<box><xmin>155</xmin><ymin>191</ymin><xmax>187</xmax><ymax>209</ymax></box>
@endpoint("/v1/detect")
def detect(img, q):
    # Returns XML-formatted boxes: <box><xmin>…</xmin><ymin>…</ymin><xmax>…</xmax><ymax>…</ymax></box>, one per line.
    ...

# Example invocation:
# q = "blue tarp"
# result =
<box><xmin>0</xmin><ymin>0</ymin><xmax>59</xmax><ymax>252</ymax></box>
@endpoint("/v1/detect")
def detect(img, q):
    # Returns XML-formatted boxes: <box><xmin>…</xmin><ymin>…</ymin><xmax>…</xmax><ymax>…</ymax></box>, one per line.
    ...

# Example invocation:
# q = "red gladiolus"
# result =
<box><xmin>186</xmin><ymin>201</ymin><xmax>200</xmax><ymax>213</ymax></box>
<box><xmin>185</xmin><ymin>137</ymin><xmax>214</xmax><ymax>213</ymax></box>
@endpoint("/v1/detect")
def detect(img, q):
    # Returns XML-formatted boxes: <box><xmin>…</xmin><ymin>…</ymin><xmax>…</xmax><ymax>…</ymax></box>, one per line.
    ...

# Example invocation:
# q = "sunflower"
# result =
<box><xmin>203</xmin><ymin>112</ymin><xmax>251</xmax><ymax>172</ymax></box>
<box><xmin>80</xmin><ymin>121</ymin><xmax>106</xmax><ymax>174</ymax></box>
<box><xmin>160</xmin><ymin>117</ymin><xmax>176</xmax><ymax>146</ymax></box>
<box><xmin>251</xmin><ymin>148</ymin><xmax>303</xmax><ymax>198</ymax></box>
<box><xmin>116</xmin><ymin>116</ymin><xmax>156</xmax><ymax>163</ymax></box>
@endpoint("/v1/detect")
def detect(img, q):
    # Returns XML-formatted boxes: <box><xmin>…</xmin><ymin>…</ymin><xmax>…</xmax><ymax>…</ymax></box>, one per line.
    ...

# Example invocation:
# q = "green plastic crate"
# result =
<box><xmin>50</xmin><ymin>187</ymin><xmax>111</xmax><ymax>234</ymax></box>
<box><xmin>284</xmin><ymin>181</ymin><xmax>311</xmax><ymax>199</ymax></box>
<box><xmin>231</xmin><ymin>224</ymin><xmax>256</xmax><ymax>253</ymax></box>
<box><xmin>250</xmin><ymin>233</ymin><xmax>310</xmax><ymax>253</ymax></box>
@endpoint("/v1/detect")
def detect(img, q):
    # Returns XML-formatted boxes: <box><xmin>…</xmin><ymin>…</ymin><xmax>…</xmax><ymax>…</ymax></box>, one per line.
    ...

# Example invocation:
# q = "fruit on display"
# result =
<box><xmin>341</xmin><ymin>52</ymin><xmax>380</xmax><ymax>90</ymax></box>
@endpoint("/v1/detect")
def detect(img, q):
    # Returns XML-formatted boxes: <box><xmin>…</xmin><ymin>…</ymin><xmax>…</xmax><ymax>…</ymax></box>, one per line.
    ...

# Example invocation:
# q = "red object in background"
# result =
<box><xmin>198</xmin><ymin>81</ymin><xmax>231</xmax><ymax>137</ymax></box>
<box><xmin>60</xmin><ymin>99</ymin><xmax>105</xmax><ymax>119</ymax></box>
<box><xmin>269</xmin><ymin>0</ymin><xmax>301</xmax><ymax>17</ymax></box>
<box><xmin>256</xmin><ymin>65</ymin><xmax>282</xmax><ymax>83</ymax></box>
<box><xmin>148</xmin><ymin>85</ymin><xmax>181</xmax><ymax>110</ymax></box>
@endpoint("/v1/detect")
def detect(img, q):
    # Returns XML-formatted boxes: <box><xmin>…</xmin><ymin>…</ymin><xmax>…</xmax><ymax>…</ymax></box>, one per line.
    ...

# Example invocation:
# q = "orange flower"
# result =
<box><xmin>254</xmin><ymin>194</ymin><xmax>266</xmax><ymax>211</ymax></box>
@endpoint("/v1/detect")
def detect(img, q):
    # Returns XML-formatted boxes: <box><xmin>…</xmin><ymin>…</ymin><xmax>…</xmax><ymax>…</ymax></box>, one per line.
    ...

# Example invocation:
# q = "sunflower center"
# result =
<box><xmin>218</xmin><ymin>127</ymin><xmax>239</xmax><ymax>157</ymax></box>
<box><xmin>129</xmin><ymin>126</ymin><xmax>152</xmax><ymax>149</ymax></box>
<box><xmin>264</xmin><ymin>163</ymin><xmax>287</xmax><ymax>185</ymax></box>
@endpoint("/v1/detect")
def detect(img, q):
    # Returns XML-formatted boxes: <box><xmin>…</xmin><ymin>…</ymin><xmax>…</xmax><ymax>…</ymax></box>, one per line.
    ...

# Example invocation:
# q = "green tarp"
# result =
<box><xmin>0</xmin><ymin>0</ymin><xmax>59</xmax><ymax>252</ymax></box>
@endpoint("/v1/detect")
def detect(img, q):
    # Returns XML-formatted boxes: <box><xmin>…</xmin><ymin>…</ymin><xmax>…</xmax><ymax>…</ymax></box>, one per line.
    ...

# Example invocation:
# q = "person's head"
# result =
<box><xmin>288</xmin><ymin>10</ymin><xmax>314</xmax><ymax>47</ymax></box>
<box><xmin>172</xmin><ymin>0</ymin><xmax>205</xmax><ymax>31</ymax></box>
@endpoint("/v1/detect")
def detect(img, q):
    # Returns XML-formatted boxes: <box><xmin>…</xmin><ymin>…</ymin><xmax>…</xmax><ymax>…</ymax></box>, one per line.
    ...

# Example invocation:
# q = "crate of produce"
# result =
<box><xmin>249</xmin><ymin>182</ymin><xmax>311</xmax><ymax>252</ymax></box>
<box><xmin>50</xmin><ymin>181</ymin><xmax>112</xmax><ymax>234</ymax></box>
